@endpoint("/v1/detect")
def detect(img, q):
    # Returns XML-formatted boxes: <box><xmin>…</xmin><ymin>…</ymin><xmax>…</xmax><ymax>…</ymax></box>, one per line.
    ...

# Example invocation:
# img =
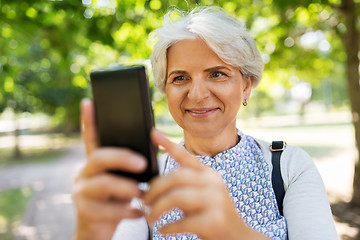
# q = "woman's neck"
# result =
<box><xmin>183</xmin><ymin>127</ymin><xmax>239</xmax><ymax>157</ymax></box>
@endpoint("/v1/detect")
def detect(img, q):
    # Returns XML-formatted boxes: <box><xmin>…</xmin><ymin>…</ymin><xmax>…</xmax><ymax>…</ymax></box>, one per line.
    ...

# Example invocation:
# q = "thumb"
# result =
<box><xmin>150</xmin><ymin>129</ymin><xmax>203</xmax><ymax>170</ymax></box>
<box><xmin>81</xmin><ymin>98</ymin><xmax>99</xmax><ymax>157</ymax></box>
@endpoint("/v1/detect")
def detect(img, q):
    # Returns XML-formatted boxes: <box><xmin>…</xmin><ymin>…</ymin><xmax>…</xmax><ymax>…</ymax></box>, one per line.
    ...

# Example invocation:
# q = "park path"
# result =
<box><xmin>0</xmin><ymin>143</ymin><xmax>86</xmax><ymax>240</ymax></box>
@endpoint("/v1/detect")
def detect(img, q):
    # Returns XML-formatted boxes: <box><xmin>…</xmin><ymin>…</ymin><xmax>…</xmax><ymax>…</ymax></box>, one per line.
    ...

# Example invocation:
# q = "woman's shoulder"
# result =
<box><xmin>253</xmin><ymin>136</ymin><xmax>313</xmax><ymax>164</ymax></box>
<box><xmin>250</xmin><ymin>137</ymin><xmax>338</xmax><ymax>239</ymax></box>
<box><xmin>251</xmin><ymin>136</ymin><xmax>318</xmax><ymax>189</ymax></box>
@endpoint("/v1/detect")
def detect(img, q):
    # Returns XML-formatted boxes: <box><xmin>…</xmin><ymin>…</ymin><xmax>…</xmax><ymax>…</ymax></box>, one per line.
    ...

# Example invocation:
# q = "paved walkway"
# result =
<box><xmin>0</xmin><ymin>143</ymin><xmax>86</xmax><ymax>240</ymax></box>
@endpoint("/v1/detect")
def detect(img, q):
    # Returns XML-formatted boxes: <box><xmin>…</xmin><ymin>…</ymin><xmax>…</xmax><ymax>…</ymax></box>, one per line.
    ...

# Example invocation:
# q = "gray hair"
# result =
<box><xmin>150</xmin><ymin>6</ymin><xmax>264</xmax><ymax>93</ymax></box>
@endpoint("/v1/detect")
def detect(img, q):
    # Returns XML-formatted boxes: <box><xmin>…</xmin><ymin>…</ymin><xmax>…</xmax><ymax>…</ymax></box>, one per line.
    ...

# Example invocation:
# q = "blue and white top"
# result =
<box><xmin>152</xmin><ymin>130</ymin><xmax>287</xmax><ymax>240</ymax></box>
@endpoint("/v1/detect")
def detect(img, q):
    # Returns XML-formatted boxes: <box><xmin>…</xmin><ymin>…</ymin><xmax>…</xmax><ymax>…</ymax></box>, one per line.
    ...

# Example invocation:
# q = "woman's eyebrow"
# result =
<box><xmin>167</xmin><ymin>66</ymin><xmax>231</xmax><ymax>78</ymax></box>
<box><xmin>204</xmin><ymin>66</ymin><xmax>232</xmax><ymax>72</ymax></box>
<box><xmin>168</xmin><ymin>70</ymin><xmax>187</xmax><ymax>78</ymax></box>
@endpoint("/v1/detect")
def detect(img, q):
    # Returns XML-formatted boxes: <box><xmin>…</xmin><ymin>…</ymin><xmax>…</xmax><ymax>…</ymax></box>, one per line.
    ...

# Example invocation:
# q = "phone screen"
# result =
<box><xmin>90</xmin><ymin>65</ymin><xmax>158</xmax><ymax>182</ymax></box>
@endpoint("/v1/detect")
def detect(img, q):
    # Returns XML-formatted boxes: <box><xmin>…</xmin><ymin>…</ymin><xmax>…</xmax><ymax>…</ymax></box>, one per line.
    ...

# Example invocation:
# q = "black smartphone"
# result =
<box><xmin>90</xmin><ymin>65</ymin><xmax>158</xmax><ymax>182</ymax></box>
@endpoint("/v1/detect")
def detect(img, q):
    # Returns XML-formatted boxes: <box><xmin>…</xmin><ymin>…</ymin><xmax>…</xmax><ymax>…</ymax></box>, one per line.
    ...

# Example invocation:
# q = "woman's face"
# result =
<box><xmin>165</xmin><ymin>38</ymin><xmax>252</xmax><ymax>138</ymax></box>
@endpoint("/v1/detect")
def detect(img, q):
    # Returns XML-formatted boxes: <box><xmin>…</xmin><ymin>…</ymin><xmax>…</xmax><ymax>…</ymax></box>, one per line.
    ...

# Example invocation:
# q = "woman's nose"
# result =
<box><xmin>187</xmin><ymin>78</ymin><xmax>210</xmax><ymax>101</ymax></box>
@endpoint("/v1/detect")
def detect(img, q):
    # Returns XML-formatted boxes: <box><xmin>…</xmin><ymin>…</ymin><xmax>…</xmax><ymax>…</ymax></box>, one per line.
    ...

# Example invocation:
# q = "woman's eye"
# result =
<box><xmin>211</xmin><ymin>71</ymin><xmax>226</xmax><ymax>78</ymax></box>
<box><xmin>172</xmin><ymin>75</ymin><xmax>185</xmax><ymax>82</ymax></box>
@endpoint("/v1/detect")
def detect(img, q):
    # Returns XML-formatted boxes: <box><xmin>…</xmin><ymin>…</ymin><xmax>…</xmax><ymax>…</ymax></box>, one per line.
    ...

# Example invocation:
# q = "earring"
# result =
<box><xmin>243</xmin><ymin>99</ymin><xmax>248</xmax><ymax>106</ymax></box>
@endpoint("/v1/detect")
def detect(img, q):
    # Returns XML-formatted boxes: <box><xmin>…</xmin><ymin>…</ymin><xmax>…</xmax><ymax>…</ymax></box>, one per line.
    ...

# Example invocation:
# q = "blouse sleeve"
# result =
<box><xmin>111</xmin><ymin>198</ymin><xmax>149</xmax><ymax>240</ymax></box>
<box><xmin>111</xmin><ymin>217</ymin><xmax>149</xmax><ymax>240</ymax></box>
<box><xmin>280</xmin><ymin>145</ymin><xmax>339</xmax><ymax>240</ymax></box>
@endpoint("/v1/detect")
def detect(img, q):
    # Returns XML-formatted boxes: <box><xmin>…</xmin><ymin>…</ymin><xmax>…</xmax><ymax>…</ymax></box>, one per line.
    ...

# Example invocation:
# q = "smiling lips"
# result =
<box><xmin>186</xmin><ymin>108</ymin><xmax>219</xmax><ymax>117</ymax></box>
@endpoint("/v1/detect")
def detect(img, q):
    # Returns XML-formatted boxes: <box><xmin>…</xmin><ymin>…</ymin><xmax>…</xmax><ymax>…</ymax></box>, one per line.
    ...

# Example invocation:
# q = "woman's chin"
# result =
<box><xmin>182</xmin><ymin>125</ymin><xmax>225</xmax><ymax>139</ymax></box>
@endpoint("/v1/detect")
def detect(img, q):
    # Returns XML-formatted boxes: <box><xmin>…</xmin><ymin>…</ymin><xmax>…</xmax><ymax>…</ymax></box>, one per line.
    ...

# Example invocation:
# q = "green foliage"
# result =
<box><xmin>0</xmin><ymin>0</ymin><xmax>352</xmax><ymax>130</ymax></box>
<box><xmin>0</xmin><ymin>187</ymin><xmax>33</xmax><ymax>239</ymax></box>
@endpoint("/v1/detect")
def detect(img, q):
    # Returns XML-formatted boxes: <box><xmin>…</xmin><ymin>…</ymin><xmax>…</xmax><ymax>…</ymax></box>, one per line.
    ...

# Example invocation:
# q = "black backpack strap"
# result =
<box><xmin>270</xmin><ymin>141</ymin><xmax>286</xmax><ymax>216</ymax></box>
<box><xmin>148</xmin><ymin>224</ymin><xmax>153</xmax><ymax>240</ymax></box>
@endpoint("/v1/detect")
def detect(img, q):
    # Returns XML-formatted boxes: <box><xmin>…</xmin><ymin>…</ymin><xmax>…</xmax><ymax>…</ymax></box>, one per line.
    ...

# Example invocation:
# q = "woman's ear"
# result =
<box><xmin>243</xmin><ymin>76</ymin><xmax>253</xmax><ymax>99</ymax></box>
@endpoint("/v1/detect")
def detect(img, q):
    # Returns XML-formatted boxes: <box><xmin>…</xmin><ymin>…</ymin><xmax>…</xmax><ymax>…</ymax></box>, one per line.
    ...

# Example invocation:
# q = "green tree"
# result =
<box><xmin>1</xmin><ymin>1</ymin><xmax>89</xmax><ymax>135</ymax></box>
<box><xmin>268</xmin><ymin>0</ymin><xmax>360</xmax><ymax>208</ymax></box>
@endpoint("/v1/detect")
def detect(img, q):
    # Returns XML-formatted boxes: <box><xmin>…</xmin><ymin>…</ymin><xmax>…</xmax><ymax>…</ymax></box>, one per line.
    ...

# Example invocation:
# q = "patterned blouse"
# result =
<box><xmin>152</xmin><ymin>130</ymin><xmax>287</xmax><ymax>240</ymax></box>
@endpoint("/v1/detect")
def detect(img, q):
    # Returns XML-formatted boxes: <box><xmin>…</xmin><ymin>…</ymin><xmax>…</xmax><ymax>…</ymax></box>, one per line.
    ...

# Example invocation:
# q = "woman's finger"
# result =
<box><xmin>147</xmin><ymin>187</ymin><xmax>204</xmax><ymax>224</ymax></box>
<box><xmin>150</xmin><ymin>129</ymin><xmax>203</xmax><ymax>170</ymax></box>
<box><xmin>76</xmin><ymin>197</ymin><xmax>144</xmax><ymax>222</ymax></box>
<box><xmin>75</xmin><ymin>173</ymin><xmax>144</xmax><ymax>201</ymax></box>
<box><xmin>80</xmin><ymin>148</ymin><xmax>147</xmax><ymax>178</ymax></box>
<box><xmin>144</xmin><ymin>168</ymin><xmax>206</xmax><ymax>206</ymax></box>
<box><xmin>81</xmin><ymin>98</ymin><xmax>99</xmax><ymax>157</ymax></box>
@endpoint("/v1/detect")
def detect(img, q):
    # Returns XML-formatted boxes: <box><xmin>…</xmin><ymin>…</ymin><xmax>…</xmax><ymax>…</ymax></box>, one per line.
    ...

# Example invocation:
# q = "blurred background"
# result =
<box><xmin>0</xmin><ymin>0</ymin><xmax>359</xmax><ymax>239</ymax></box>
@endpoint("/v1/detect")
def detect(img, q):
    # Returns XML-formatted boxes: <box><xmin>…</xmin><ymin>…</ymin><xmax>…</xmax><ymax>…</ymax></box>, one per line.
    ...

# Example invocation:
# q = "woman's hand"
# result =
<box><xmin>145</xmin><ymin>130</ymin><xmax>269</xmax><ymax>240</ymax></box>
<box><xmin>73</xmin><ymin>99</ymin><xmax>147</xmax><ymax>240</ymax></box>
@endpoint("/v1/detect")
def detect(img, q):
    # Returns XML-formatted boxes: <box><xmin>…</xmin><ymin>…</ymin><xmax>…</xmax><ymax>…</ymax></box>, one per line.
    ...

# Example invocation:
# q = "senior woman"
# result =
<box><xmin>73</xmin><ymin>6</ymin><xmax>338</xmax><ymax>240</ymax></box>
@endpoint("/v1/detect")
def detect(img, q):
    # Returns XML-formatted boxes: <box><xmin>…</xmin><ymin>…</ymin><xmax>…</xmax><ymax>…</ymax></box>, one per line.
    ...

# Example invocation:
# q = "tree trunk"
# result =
<box><xmin>63</xmin><ymin>108</ymin><xmax>75</xmax><ymax>137</ymax></box>
<box><xmin>13</xmin><ymin>114</ymin><xmax>22</xmax><ymax>159</ymax></box>
<box><xmin>340</xmin><ymin>0</ymin><xmax>360</xmax><ymax>207</ymax></box>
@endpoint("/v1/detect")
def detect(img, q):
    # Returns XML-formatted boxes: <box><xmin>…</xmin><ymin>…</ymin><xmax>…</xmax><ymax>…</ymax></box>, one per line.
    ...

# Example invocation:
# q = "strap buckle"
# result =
<box><xmin>270</xmin><ymin>141</ymin><xmax>287</xmax><ymax>152</ymax></box>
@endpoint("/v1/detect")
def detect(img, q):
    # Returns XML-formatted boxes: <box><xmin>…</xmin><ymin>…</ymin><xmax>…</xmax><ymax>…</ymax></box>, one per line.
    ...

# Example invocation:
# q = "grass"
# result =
<box><xmin>0</xmin><ymin>187</ymin><xmax>33</xmax><ymax>240</ymax></box>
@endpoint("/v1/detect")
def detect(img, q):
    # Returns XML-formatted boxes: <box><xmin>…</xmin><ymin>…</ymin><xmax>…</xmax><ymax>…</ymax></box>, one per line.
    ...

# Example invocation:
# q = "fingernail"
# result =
<box><xmin>151</xmin><ymin>129</ymin><xmax>167</xmax><ymax>145</ymax></box>
<box><xmin>153</xmin><ymin>129</ymin><xmax>165</xmax><ymax>139</ymax></box>
<box><xmin>131</xmin><ymin>155</ymin><xmax>146</xmax><ymax>168</ymax></box>
<box><xmin>81</xmin><ymin>98</ymin><xmax>91</xmax><ymax>107</ymax></box>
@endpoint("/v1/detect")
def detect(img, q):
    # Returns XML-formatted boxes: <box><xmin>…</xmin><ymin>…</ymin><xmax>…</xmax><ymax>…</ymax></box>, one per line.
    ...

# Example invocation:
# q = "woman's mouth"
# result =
<box><xmin>186</xmin><ymin>108</ymin><xmax>219</xmax><ymax>117</ymax></box>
